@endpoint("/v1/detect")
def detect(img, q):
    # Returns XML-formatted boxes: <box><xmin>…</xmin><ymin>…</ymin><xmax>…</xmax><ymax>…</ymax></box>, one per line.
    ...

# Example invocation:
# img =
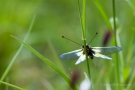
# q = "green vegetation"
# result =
<box><xmin>0</xmin><ymin>0</ymin><xmax>135</xmax><ymax>90</ymax></box>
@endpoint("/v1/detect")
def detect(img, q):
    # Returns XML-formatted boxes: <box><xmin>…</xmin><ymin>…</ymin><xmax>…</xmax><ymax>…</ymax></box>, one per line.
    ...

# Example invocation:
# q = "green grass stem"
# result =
<box><xmin>78</xmin><ymin>0</ymin><xmax>91</xmax><ymax>79</ymax></box>
<box><xmin>77</xmin><ymin>0</ymin><xmax>91</xmax><ymax>88</ymax></box>
<box><xmin>77</xmin><ymin>0</ymin><xmax>85</xmax><ymax>39</ymax></box>
<box><xmin>112</xmin><ymin>0</ymin><xmax>121</xmax><ymax>90</ymax></box>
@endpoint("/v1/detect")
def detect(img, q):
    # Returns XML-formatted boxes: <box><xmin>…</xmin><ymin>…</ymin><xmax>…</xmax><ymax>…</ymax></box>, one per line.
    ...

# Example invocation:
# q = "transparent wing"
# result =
<box><xmin>75</xmin><ymin>53</ymin><xmax>86</xmax><ymax>65</ymax></box>
<box><xmin>93</xmin><ymin>53</ymin><xmax>112</xmax><ymax>60</ymax></box>
<box><xmin>92</xmin><ymin>46</ymin><xmax>122</xmax><ymax>55</ymax></box>
<box><xmin>59</xmin><ymin>49</ymin><xmax>82</xmax><ymax>60</ymax></box>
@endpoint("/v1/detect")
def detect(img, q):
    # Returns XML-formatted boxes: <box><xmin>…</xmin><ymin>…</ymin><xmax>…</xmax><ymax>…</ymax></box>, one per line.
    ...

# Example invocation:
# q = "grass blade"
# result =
<box><xmin>77</xmin><ymin>0</ymin><xmax>85</xmax><ymax>39</ymax></box>
<box><xmin>0</xmin><ymin>81</ymin><xmax>25</xmax><ymax>90</ymax></box>
<box><xmin>11</xmin><ymin>35</ymin><xmax>77</xmax><ymax>90</ymax></box>
<box><xmin>82</xmin><ymin>0</ymin><xmax>86</xmax><ymax>39</ymax></box>
<box><xmin>82</xmin><ymin>0</ymin><xmax>91</xmax><ymax>80</ymax></box>
<box><xmin>112</xmin><ymin>0</ymin><xmax>121</xmax><ymax>90</ymax></box>
<box><xmin>0</xmin><ymin>15</ymin><xmax>36</xmax><ymax>82</ymax></box>
<box><xmin>78</xmin><ymin>0</ymin><xmax>92</xmax><ymax>89</ymax></box>
<box><xmin>93</xmin><ymin>0</ymin><xmax>112</xmax><ymax>29</ymax></box>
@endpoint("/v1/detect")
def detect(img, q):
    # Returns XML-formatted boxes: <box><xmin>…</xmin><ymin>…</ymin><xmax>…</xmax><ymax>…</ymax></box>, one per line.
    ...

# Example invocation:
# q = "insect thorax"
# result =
<box><xmin>82</xmin><ymin>45</ymin><xmax>95</xmax><ymax>59</ymax></box>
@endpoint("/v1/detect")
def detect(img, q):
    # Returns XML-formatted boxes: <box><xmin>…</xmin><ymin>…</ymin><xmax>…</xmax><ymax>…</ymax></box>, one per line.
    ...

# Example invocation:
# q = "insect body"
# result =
<box><xmin>82</xmin><ymin>45</ymin><xmax>95</xmax><ymax>59</ymax></box>
<box><xmin>59</xmin><ymin>45</ymin><xmax>122</xmax><ymax>65</ymax></box>
<box><xmin>59</xmin><ymin>33</ymin><xmax>122</xmax><ymax>65</ymax></box>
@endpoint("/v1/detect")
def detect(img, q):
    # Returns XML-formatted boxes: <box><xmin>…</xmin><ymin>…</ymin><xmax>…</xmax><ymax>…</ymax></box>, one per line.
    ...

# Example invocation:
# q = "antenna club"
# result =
<box><xmin>96</xmin><ymin>32</ymin><xmax>98</xmax><ymax>34</ymax></box>
<box><xmin>62</xmin><ymin>36</ymin><xmax>65</xmax><ymax>38</ymax></box>
<box><xmin>88</xmin><ymin>32</ymin><xmax>98</xmax><ymax>45</ymax></box>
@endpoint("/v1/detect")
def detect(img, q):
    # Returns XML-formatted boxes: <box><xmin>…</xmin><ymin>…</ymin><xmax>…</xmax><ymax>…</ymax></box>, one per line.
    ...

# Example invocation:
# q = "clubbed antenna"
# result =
<box><xmin>88</xmin><ymin>32</ymin><xmax>98</xmax><ymax>45</ymax></box>
<box><xmin>62</xmin><ymin>36</ymin><xmax>82</xmax><ymax>46</ymax></box>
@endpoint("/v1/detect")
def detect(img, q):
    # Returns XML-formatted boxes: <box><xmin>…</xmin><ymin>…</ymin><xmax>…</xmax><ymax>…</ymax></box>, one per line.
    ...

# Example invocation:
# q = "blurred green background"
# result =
<box><xmin>0</xmin><ymin>0</ymin><xmax>135</xmax><ymax>90</ymax></box>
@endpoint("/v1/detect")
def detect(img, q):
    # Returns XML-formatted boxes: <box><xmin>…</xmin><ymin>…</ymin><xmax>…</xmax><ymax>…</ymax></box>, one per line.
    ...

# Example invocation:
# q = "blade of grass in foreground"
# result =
<box><xmin>11</xmin><ymin>35</ymin><xmax>77</xmax><ymax>90</ymax></box>
<box><xmin>0</xmin><ymin>15</ymin><xmax>36</xmax><ymax>82</ymax></box>
<box><xmin>0</xmin><ymin>81</ymin><xmax>25</xmax><ymax>90</ymax></box>
<box><xmin>47</xmin><ymin>39</ymin><xmax>66</xmax><ymax>74</ymax></box>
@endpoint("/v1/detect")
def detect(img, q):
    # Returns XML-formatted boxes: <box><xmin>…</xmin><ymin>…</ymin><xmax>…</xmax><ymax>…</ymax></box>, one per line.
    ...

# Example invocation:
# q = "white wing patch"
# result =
<box><xmin>59</xmin><ymin>49</ymin><xmax>82</xmax><ymax>60</ymax></box>
<box><xmin>75</xmin><ymin>53</ymin><xmax>86</xmax><ymax>65</ymax></box>
<box><xmin>93</xmin><ymin>53</ymin><xmax>112</xmax><ymax>60</ymax></box>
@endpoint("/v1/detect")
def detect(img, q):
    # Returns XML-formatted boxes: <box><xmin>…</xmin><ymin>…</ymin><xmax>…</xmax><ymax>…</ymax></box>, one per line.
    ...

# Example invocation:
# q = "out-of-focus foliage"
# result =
<box><xmin>0</xmin><ymin>0</ymin><xmax>135</xmax><ymax>90</ymax></box>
